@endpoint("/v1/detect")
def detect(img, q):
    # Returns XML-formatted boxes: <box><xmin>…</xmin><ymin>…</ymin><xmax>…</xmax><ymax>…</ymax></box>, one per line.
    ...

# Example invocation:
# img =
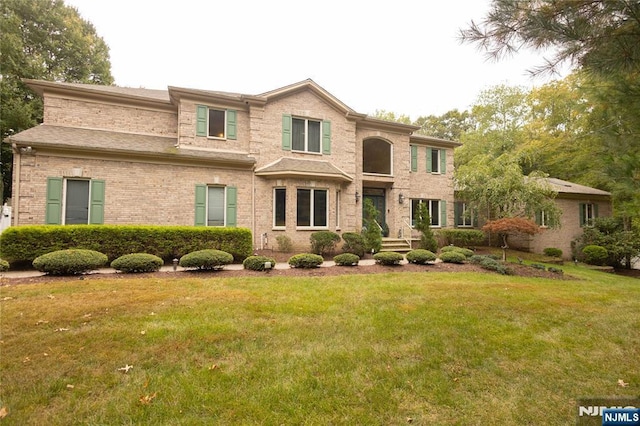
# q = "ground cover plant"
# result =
<box><xmin>1</xmin><ymin>265</ymin><xmax>637</xmax><ymax>424</ymax></box>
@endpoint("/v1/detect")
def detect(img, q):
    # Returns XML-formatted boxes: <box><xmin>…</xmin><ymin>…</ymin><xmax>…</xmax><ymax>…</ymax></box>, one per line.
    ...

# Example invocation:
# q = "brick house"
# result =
<box><xmin>8</xmin><ymin>79</ymin><xmax>460</xmax><ymax>251</ymax></box>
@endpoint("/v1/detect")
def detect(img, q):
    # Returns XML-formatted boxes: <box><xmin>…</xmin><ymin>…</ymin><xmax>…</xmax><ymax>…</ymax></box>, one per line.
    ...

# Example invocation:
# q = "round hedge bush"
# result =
<box><xmin>405</xmin><ymin>249</ymin><xmax>437</xmax><ymax>265</ymax></box>
<box><xmin>439</xmin><ymin>251</ymin><xmax>466</xmax><ymax>264</ymax></box>
<box><xmin>543</xmin><ymin>247</ymin><xmax>563</xmax><ymax>258</ymax></box>
<box><xmin>288</xmin><ymin>253</ymin><xmax>324</xmax><ymax>268</ymax></box>
<box><xmin>32</xmin><ymin>249</ymin><xmax>108</xmax><ymax>275</ymax></box>
<box><xmin>179</xmin><ymin>249</ymin><xmax>234</xmax><ymax>270</ymax></box>
<box><xmin>582</xmin><ymin>244</ymin><xmax>609</xmax><ymax>266</ymax></box>
<box><xmin>373</xmin><ymin>251</ymin><xmax>404</xmax><ymax>266</ymax></box>
<box><xmin>111</xmin><ymin>253</ymin><xmax>163</xmax><ymax>273</ymax></box>
<box><xmin>0</xmin><ymin>259</ymin><xmax>9</xmax><ymax>272</ymax></box>
<box><xmin>341</xmin><ymin>232</ymin><xmax>366</xmax><ymax>257</ymax></box>
<box><xmin>440</xmin><ymin>246</ymin><xmax>474</xmax><ymax>258</ymax></box>
<box><xmin>333</xmin><ymin>253</ymin><xmax>360</xmax><ymax>266</ymax></box>
<box><xmin>243</xmin><ymin>255</ymin><xmax>277</xmax><ymax>271</ymax></box>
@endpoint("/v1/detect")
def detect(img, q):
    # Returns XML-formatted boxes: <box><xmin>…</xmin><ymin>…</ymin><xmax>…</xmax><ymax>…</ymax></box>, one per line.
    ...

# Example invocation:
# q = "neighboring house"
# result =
<box><xmin>456</xmin><ymin>178</ymin><xmax>613</xmax><ymax>259</ymax></box>
<box><xmin>8</xmin><ymin>79</ymin><xmax>460</xmax><ymax>251</ymax></box>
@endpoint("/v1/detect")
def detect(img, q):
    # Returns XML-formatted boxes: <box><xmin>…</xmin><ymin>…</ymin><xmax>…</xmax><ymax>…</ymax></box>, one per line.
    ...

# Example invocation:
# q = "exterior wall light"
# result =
<box><xmin>399</xmin><ymin>193</ymin><xmax>405</xmax><ymax>204</ymax></box>
<box><xmin>355</xmin><ymin>191</ymin><xmax>360</xmax><ymax>203</ymax></box>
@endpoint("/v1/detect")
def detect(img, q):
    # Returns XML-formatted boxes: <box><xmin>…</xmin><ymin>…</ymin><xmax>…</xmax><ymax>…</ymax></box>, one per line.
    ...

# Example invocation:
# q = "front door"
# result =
<box><xmin>362</xmin><ymin>187</ymin><xmax>387</xmax><ymax>236</ymax></box>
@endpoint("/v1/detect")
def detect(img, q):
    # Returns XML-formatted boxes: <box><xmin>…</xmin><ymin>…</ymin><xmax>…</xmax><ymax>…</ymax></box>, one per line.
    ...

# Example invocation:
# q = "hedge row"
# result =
<box><xmin>0</xmin><ymin>225</ymin><xmax>253</xmax><ymax>264</ymax></box>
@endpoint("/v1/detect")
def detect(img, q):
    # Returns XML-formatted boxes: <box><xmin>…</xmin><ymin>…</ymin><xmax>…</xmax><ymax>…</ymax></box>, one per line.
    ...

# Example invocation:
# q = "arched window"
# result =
<box><xmin>363</xmin><ymin>138</ymin><xmax>392</xmax><ymax>175</ymax></box>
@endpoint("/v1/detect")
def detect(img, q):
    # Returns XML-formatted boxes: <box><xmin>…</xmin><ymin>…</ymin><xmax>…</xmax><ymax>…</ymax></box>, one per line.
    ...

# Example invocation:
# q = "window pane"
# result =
<box><xmin>65</xmin><ymin>180</ymin><xmax>89</xmax><ymax>224</ymax></box>
<box><xmin>430</xmin><ymin>200</ymin><xmax>440</xmax><ymax>226</ymax></box>
<box><xmin>363</xmin><ymin>139</ymin><xmax>391</xmax><ymax>174</ymax></box>
<box><xmin>292</xmin><ymin>118</ymin><xmax>305</xmax><ymax>151</ymax></box>
<box><xmin>208</xmin><ymin>109</ymin><xmax>225</xmax><ymax>138</ymax></box>
<box><xmin>208</xmin><ymin>187</ymin><xmax>225</xmax><ymax>226</ymax></box>
<box><xmin>308</xmin><ymin>120</ymin><xmax>321</xmax><ymax>153</ymax></box>
<box><xmin>431</xmin><ymin>149</ymin><xmax>440</xmax><ymax>173</ymax></box>
<box><xmin>297</xmin><ymin>189</ymin><xmax>311</xmax><ymax>226</ymax></box>
<box><xmin>313</xmin><ymin>189</ymin><xmax>327</xmax><ymax>227</ymax></box>
<box><xmin>274</xmin><ymin>188</ymin><xmax>286</xmax><ymax>227</ymax></box>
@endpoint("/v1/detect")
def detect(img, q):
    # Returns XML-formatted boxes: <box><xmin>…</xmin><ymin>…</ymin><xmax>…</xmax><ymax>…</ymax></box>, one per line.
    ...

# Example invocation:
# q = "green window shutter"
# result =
<box><xmin>579</xmin><ymin>203</ymin><xmax>586</xmax><ymax>226</ymax></box>
<box><xmin>410</xmin><ymin>145</ymin><xmax>418</xmax><ymax>172</ymax></box>
<box><xmin>440</xmin><ymin>200</ymin><xmax>447</xmax><ymax>227</ymax></box>
<box><xmin>45</xmin><ymin>177</ymin><xmax>63</xmax><ymax>225</ymax></box>
<box><xmin>195</xmin><ymin>184</ymin><xmax>207</xmax><ymax>226</ymax></box>
<box><xmin>440</xmin><ymin>149</ymin><xmax>447</xmax><ymax>174</ymax></box>
<box><xmin>454</xmin><ymin>202</ymin><xmax>461</xmax><ymax>227</ymax></box>
<box><xmin>322</xmin><ymin>120</ymin><xmax>331</xmax><ymax>154</ymax></box>
<box><xmin>282</xmin><ymin>114</ymin><xmax>292</xmax><ymax>150</ymax></box>
<box><xmin>89</xmin><ymin>179</ymin><xmax>105</xmax><ymax>224</ymax></box>
<box><xmin>226</xmin><ymin>109</ymin><xmax>237</xmax><ymax>140</ymax></box>
<box><xmin>594</xmin><ymin>203</ymin><xmax>599</xmax><ymax>218</ymax></box>
<box><xmin>427</xmin><ymin>148</ymin><xmax>433</xmax><ymax>173</ymax></box>
<box><xmin>535</xmin><ymin>210</ymin><xmax>542</xmax><ymax>226</ymax></box>
<box><xmin>226</xmin><ymin>186</ymin><xmax>237</xmax><ymax>227</ymax></box>
<box><xmin>196</xmin><ymin>105</ymin><xmax>207</xmax><ymax>136</ymax></box>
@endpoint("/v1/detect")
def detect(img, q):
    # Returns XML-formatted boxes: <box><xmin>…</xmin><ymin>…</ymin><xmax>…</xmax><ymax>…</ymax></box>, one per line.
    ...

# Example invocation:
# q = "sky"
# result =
<box><xmin>65</xmin><ymin>0</ymin><xmax>568</xmax><ymax>119</ymax></box>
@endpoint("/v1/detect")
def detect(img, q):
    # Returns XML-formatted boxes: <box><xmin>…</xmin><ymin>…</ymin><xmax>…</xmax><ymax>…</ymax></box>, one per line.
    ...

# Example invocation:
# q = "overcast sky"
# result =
<box><xmin>65</xmin><ymin>0</ymin><xmax>568</xmax><ymax>119</ymax></box>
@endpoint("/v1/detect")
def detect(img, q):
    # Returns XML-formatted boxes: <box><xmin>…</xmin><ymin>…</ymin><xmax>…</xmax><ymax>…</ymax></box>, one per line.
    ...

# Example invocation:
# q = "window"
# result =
<box><xmin>536</xmin><ymin>210</ymin><xmax>550</xmax><ymax>227</ymax></box>
<box><xmin>455</xmin><ymin>202</ymin><xmax>474</xmax><ymax>227</ymax></box>
<box><xmin>196</xmin><ymin>105</ymin><xmax>237</xmax><ymax>139</ymax></box>
<box><xmin>427</xmin><ymin>148</ymin><xmax>446</xmax><ymax>174</ymax></box>
<box><xmin>282</xmin><ymin>115</ymin><xmax>331</xmax><ymax>154</ymax></box>
<box><xmin>292</xmin><ymin>118</ymin><xmax>321</xmax><ymax>153</ymax></box>
<box><xmin>45</xmin><ymin>177</ymin><xmax>105</xmax><ymax>225</ymax></box>
<box><xmin>363</xmin><ymin>138</ymin><xmax>392</xmax><ymax>175</ymax></box>
<box><xmin>194</xmin><ymin>185</ymin><xmax>237</xmax><ymax>227</ymax></box>
<box><xmin>580</xmin><ymin>203</ymin><xmax>598</xmax><ymax>227</ymax></box>
<box><xmin>296</xmin><ymin>188</ymin><xmax>327</xmax><ymax>228</ymax></box>
<box><xmin>274</xmin><ymin>188</ymin><xmax>286</xmax><ymax>228</ymax></box>
<box><xmin>411</xmin><ymin>199</ymin><xmax>445</xmax><ymax>227</ymax></box>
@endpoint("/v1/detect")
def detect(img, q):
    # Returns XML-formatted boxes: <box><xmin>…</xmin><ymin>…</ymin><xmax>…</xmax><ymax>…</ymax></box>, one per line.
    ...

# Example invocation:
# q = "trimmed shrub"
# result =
<box><xmin>437</xmin><ymin>229</ymin><xmax>485</xmax><ymax>247</ymax></box>
<box><xmin>275</xmin><ymin>234</ymin><xmax>293</xmax><ymax>253</ymax></box>
<box><xmin>288</xmin><ymin>253</ymin><xmax>324</xmax><ymax>269</ymax></box>
<box><xmin>32</xmin><ymin>249</ymin><xmax>108</xmax><ymax>275</ymax></box>
<box><xmin>341</xmin><ymin>232</ymin><xmax>365</xmax><ymax>257</ymax></box>
<box><xmin>310</xmin><ymin>231</ymin><xmax>341</xmax><ymax>255</ymax></box>
<box><xmin>333</xmin><ymin>253</ymin><xmax>360</xmax><ymax>266</ymax></box>
<box><xmin>543</xmin><ymin>247</ymin><xmax>563</xmax><ymax>258</ymax></box>
<box><xmin>373</xmin><ymin>251</ymin><xmax>404</xmax><ymax>266</ymax></box>
<box><xmin>110</xmin><ymin>253</ymin><xmax>163</xmax><ymax>273</ymax></box>
<box><xmin>405</xmin><ymin>249</ymin><xmax>437</xmax><ymax>265</ymax></box>
<box><xmin>439</xmin><ymin>251</ymin><xmax>466</xmax><ymax>264</ymax></box>
<box><xmin>547</xmin><ymin>266</ymin><xmax>564</xmax><ymax>275</ymax></box>
<box><xmin>243</xmin><ymin>255</ymin><xmax>277</xmax><ymax>271</ymax></box>
<box><xmin>468</xmin><ymin>255</ymin><xmax>513</xmax><ymax>275</ymax></box>
<box><xmin>179</xmin><ymin>249</ymin><xmax>233</xmax><ymax>270</ymax></box>
<box><xmin>440</xmin><ymin>246</ymin><xmax>474</xmax><ymax>258</ymax></box>
<box><xmin>362</xmin><ymin>199</ymin><xmax>382</xmax><ymax>253</ymax></box>
<box><xmin>0</xmin><ymin>259</ymin><xmax>9</xmax><ymax>272</ymax></box>
<box><xmin>582</xmin><ymin>244</ymin><xmax>609</xmax><ymax>266</ymax></box>
<box><xmin>0</xmin><ymin>225</ymin><xmax>252</xmax><ymax>264</ymax></box>
<box><xmin>531</xmin><ymin>263</ymin><xmax>547</xmax><ymax>270</ymax></box>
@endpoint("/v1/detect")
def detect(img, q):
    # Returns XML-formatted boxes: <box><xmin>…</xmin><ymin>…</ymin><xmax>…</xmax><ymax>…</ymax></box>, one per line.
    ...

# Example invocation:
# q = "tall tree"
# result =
<box><xmin>0</xmin><ymin>0</ymin><xmax>113</xmax><ymax>203</ymax></box>
<box><xmin>414</xmin><ymin>109</ymin><xmax>474</xmax><ymax>141</ymax></box>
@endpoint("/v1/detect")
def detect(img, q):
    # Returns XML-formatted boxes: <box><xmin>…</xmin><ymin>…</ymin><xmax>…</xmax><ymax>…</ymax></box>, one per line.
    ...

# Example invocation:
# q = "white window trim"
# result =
<box><xmin>296</xmin><ymin>188</ymin><xmax>329</xmax><ymax>230</ymax></box>
<box><xmin>335</xmin><ymin>190</ymin><xmax>341</xmax><ymax>230</ymax></box>
<box><xmin>430</xmin><ymin>148</ymin><xmax>441</xmax><ymax>174</ymax></box>
<box><xmin>411</xmin><ymin>198</ymin><xmax>441</xmax><ymax>228</ymax></box>
<box><xmin>539</xmin><ymin>210</ymin><xmax>549</xmax><ymax>228</ymax></box>
<box><xmin>458</xmin><ymin>202</ymin><xmax>474</xmax><ymax>228</ymax></box>
<box><xmin>291</xmin><ymin>117</ymin><xmax>322</xmax><ymax>154</ymax></box>
<box><xmin>206</xmin><ymin>185</ymin><xmax>227</xmax><ymax>227</ymax></box>
<box><xmin>363</xmin><ymin>139</ymin><xmax>394</xmax><ymax>176</ymax></box>
<box><xmin>207</xmin><ymin>107</ymin><xmax>227</xmax><ymax>140</ymax></box>
<box><xmin>273</xmin><ymin>187</ymin><xmax>286</xmax><ymax>230</ymax></box>
<box><xmin>61</xmin><ymin>178</ymin><xmax>91</xmax><ymax>225</ymax></box>
<box><xmin>583</xmin><ymin>203</ymin><xmax>596</xmax><ymax>226</ymax></box>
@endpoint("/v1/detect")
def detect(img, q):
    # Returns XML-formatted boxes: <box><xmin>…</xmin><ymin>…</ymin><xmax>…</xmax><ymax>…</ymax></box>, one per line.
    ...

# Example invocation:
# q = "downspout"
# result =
<box><xmin>11</xmin><ymin>144</ymin><xmax>21</xmax><ymax>226</ymax></box>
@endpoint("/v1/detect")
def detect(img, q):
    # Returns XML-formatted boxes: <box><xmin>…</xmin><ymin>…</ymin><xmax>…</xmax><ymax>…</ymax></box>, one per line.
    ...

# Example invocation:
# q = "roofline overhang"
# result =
<box><xmin>356</xmin><ymin>116</ymin><xmax>421</xmax><ymax>134</ymax></box>
<box><xmin>410</xmin><ymin>134</ymin><xmax>462</xmax><ymax>147</ymax></box>
<box><xmin>254</xmin><ymin>170</ymin><xmax>354</xmax><ymax>182</ymax></box>
<box><xmin>168</xmin><ymin>86</ymin><xmax>250</xmax><ymax>109</ymax></box>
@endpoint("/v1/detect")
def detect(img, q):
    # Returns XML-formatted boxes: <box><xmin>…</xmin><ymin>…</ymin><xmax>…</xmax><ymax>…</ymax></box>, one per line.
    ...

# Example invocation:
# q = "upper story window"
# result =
<box><xmin>282</xmin><ymin>114</ymin><xmax>331</xmax><ymax>154</ymax></box>
<box><xmin>428</xmin><ymin>148</ymin><xmax>446</xmax><ymax>174</ymax></box>
<box><xmin>196</xmin><ymin>105</ymin><xmax>237</xmax><ymax>140</ymax></box>
<box><xmin>363</xmin><ymin>138</ymin><xmax>392</xmax><ymax>175</ymax></box>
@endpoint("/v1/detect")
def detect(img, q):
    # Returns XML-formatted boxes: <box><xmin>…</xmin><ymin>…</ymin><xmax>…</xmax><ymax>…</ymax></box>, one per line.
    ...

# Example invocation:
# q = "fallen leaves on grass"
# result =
<box><xmin>139</xmin><ymin>392</ymin><xmax>157</xmax><ymax>405</ymax></box>
<box><xmin>0</xmin><ymin>406</ymin><xmax>8</xmax><ymax>418</ymax></box>
<box><xmin>117</xmin><ymin>364</ymin><xmax>133</xmax><ymax>373</ymax></box>
<box><xmin>618</xmin><ymin>379</ymin><xmax>629</xmax><ymax>387</ymax></box>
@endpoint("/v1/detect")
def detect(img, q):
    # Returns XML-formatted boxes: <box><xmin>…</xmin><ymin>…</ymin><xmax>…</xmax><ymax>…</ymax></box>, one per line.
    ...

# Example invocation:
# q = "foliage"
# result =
<box><xmin>575</xmin><ymin>217</ymin><xmax>640</xmax><ymax>268</ymax></box>
<box><xmin>440</xmin><ymin>246</ymin><xmax>474</xmax><ymax>258</ymax></box>
<box><xmin>32</xmin><ymin>249</ymin><xmax>107</xmax><ymax>275</ymax></box>
<box><xmin>437</xmin><ymin>229</ymin><xmax>485</xmax><ymax>247</ymax></box>
<box><xmin>243</xmin><ymin>255</ymin><xmax>277</xmax><ymax>271</ymax></box>
<box><xmin>581</xmin><ymin>245</ymin><xmax>609</xmax><ymax>266</ymax></box>
<box><xmin>414</xmin><ymin>109</ymin><xmax>474</xmax><ymax>140</ymax></box>
<box><xmin>413</xmin><ymin>202</ymin><xmax>438</xmax><ymax>252</ymax></box>
<box><xmin>362</xmin><ymin>198</ymin><xmax>382</xmax><ymax>253</ymax></box>
<box><xmin>530</xmin><ymin>263</ymin><xmax>547</xmax><ymax>271</ymax></box>
<box><xmin>110</xmin><ymin>253</ymin><xmax>163</xmax><ymax>273</ymax></box>
<box><xmin>0</xmin><ymin>225</ymin><xmax>253</xmax><ymax>264</ymax></box>
<box><xmin>288</xmin><ymin>253</ymin><xmax>324</xmax><ymax>269</ymax></box>
<box><xmin>482</xmin><ymin>217</ymin><xmax>540</xmax><ymax>248</ymax></box>
<box><xmin>543</xmin><ymin>248</ymin><xmax>563</xmax><ymax>258</ymax></box>
<box><xmin>0</xmin><ymin>259</ymin><xmax>9</xmax><ymax>272</ymax></box>
<box><xmin>468</xmin><ymin>255</ymin><xmax>513</xmax><ymax>275</ymax></box>
<box><xmin>1</xmin><ymin>0</ymin><xmax>114</xmax><ymax>202</ymax></box>
<box><xmin>547</xmin><ymin>266</ymin><xmax>564</xmax><ymax>275</ymax></box>
<box><xmin>275</xmin><ymin>234</ymin><xmax>293</xmax><ymax>253</ymax></box>
<box><xmin>372</xmin><ymin>251</ymin><xmax>404</xmax><ymax>266</ymax></box>
<box><xmin>341</xmin><ymin>232</ymin><xmax>365</xmax><ymax>257</ymax></box>
<box><xmin>179</xmin><ymin>249</ymin><xmax>234</xmax><ymax>270</ymax></box>
<box><xmin>438</xmin><ymin>251</ymin><xmax>466</xmax><ymax>264</ymax></box>
<box><xmin>405</xmin><ymin>249</ymin><xmax>437</xmax><ymax>265</ymax></box>
<box><xmin>310</xmin><ymin>231</ymin><xmax>341</xmax><ymax>256</ymax></box>
<box><xmin>372</xmin><ymin>110</ymin><xmax>412</xmax><ymax>125</ymax></box>
<box><xmin>333</xmin><ymin>253</ymin><xmax>360</xmax><ymax>266</ymax></box>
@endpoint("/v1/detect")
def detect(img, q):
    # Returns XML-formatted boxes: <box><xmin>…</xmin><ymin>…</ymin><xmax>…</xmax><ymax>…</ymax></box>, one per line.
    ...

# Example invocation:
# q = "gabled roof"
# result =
<box><xmin>23</xmin><ymin>79</ymin><xmax>171</xmax><ymax>104</ymax></box>
<box><xmin>542</xmin><ymin>178</ymin><xmax>611</xmax><ymax>197</ymax></box>
<box><xmin>255</xmin><ymin>157</ymin><xmax>354</xmax><ymax>182</ymax></box>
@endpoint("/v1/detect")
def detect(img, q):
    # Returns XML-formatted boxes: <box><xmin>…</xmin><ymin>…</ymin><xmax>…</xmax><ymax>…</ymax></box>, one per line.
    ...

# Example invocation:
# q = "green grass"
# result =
<box><xmin>1</xmin><ymin>267</ymin><xmax>638</xmax><ymax>425</ymax></box>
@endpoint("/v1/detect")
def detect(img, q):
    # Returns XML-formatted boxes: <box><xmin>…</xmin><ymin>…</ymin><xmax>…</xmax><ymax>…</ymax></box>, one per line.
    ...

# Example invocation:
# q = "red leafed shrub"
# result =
<box><xmin>482</xmin><ymin>217</ymin><xmax>540</xmax><ymax>236</ymax></box>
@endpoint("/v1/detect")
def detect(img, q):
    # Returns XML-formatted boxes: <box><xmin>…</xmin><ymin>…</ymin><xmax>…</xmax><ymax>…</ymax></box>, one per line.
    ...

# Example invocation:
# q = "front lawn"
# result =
<box><xmin>1</xmin><ymin>267</ymin><xmax>638</xmax><ymax>424</ymax></box>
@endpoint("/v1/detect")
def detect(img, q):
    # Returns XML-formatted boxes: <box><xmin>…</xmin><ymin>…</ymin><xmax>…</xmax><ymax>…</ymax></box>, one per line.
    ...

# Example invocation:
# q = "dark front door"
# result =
<box><xmin>362</xmin><ymin>187</ymin><xmax>387</xmax><ymax>236</ymax></box>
